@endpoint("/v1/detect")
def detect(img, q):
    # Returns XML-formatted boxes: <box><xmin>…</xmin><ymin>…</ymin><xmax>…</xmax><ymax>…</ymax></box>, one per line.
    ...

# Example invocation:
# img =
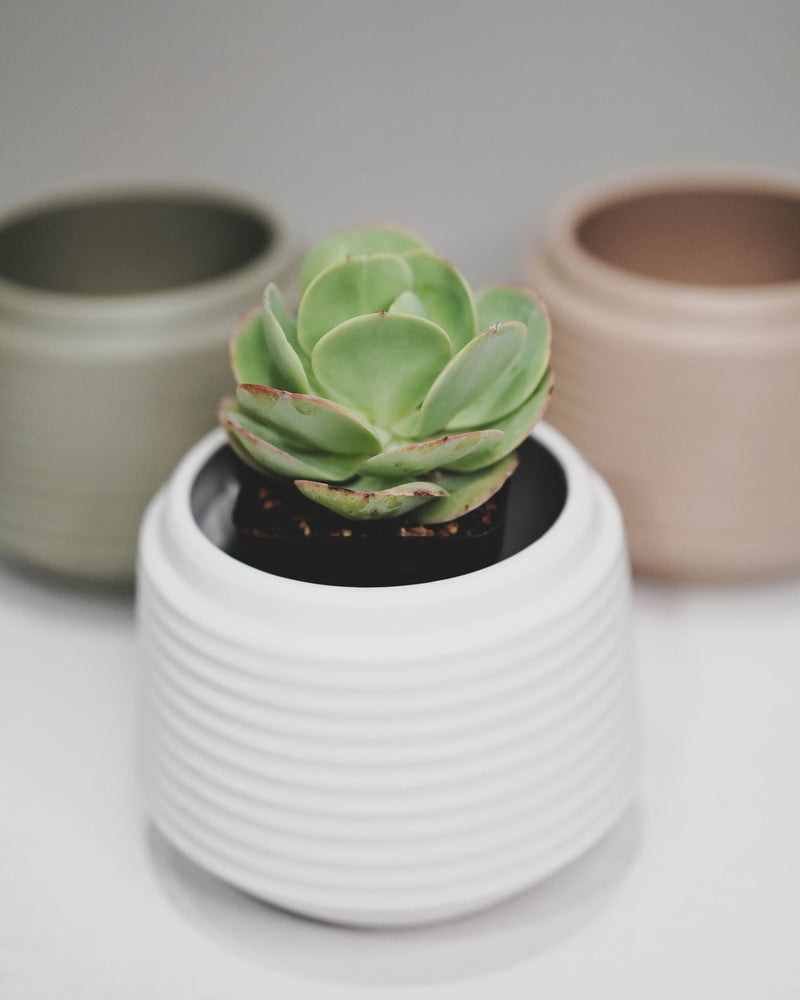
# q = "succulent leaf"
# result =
<box><xmin>299</xmin><ymin>224</ymin><xmax>429</xmax><ymax>293</ymax></box>
<box><xmin>220</xmin><ymin>224</ymin><xmax>553</xmax><ymax>522</ymax></box>
<box><xmin>404</xmin><ymin>250</ymin><xmax>477</xmax><ymax>352</ymax></box>
<box><xmin>444</xmin><ymin>368</ymin><xmax>553</xmax><ymax>472</ymax></box>
<box><xmin>265</xmin><ymin>284</ymin><xmax>301</xmax><ymax>352</ymax></box>
<box><xmin>230</xmin><ymin>309</ymin><xmax>277</xmax><ymax>387</ymax></box>
<box><xmin>358</xmin><ymin>429</ymin><xmax>503</xmax><ymax>478</ymax></box>
<box><xmin>311</xmin><ymin>312</ymin><xmax>452</xmax><ymax>427</ymax></box>
<box><xmin>261</xmin><ymin>288</ymin><xmax>310</xmax><ymax>394</ymax></box>
<box><xmin>416</xmin><ymin>453</ymin><xmax>519</xmax><ymax>524</ymax></box>
<box><xmin>297</xmin><ymin>254</ymin><xmax>414</xmax><ymax>355</ymax></box>
<box><xmin>236</xmin><ymin>384</ymin><xmax>382</xmax><ymax>456</ymax></box>
<box><xmin>220</xmin><ymin>401</ymin><xmax>364</xmax><ymax>481</ymax></box>
<box><xmin>388</xmin><ymin>290</ymin><xmax>428</xmax><ymax>318</ymax></box>
<box><xmin>294</xmin><ymin>478</ymin><xmax>447</xmax><ymax>520</ymax></box>
<box><xmin>219</xmin><ymin>398</ymin><xmax>272</xmax><ymax>475</ymax></box>
<box><xmin>415</xmin><ymin>321</ymin><xmax>526</xmax><ymax>437</ymax></box>
<box><xmin>451</xmin><ymin>286</ymin><xmax>551</xmax><ymax>426</ymax></box>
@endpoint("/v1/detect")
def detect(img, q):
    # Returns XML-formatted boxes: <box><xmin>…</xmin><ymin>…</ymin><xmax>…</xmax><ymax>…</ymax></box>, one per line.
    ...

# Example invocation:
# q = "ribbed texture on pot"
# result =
<box><xmin>528</xmin><ymin>170</ymin><xmax>800</xmax><ymax>581</ymax></box>
<box><xmin>137</xmin><ymin>424</ymin><xmax>639</xmax><ymax>927</ymax></box>
<box><xmin>0</xmin><ymin>186</ymin><xmax>298</xmax><ymax>582</ymax></box>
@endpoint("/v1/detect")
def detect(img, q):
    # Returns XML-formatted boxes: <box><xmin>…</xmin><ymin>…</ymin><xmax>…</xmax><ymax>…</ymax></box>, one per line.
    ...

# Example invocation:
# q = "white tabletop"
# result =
<box><xmin>2</xmin><ymin>2</ymin><xmax>800</xmax><ymax>995</ymax></box>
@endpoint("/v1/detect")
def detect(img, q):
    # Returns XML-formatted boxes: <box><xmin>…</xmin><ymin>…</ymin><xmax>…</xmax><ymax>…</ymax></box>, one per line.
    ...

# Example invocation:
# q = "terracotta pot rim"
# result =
<box><xmin>540</xmin><ymin>166</ymin><xmax>800</xmax><ymax>320</ymax></box>
<box><xmin>0</xmin><ymin>182</ymin><xmax>296</xmax><ymax>325</ymax></box>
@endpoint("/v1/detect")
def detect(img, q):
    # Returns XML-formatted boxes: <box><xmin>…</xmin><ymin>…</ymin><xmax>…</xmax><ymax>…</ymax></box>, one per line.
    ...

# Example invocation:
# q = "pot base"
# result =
<box><xmin>150</xmin><ymin>771</ymin><xmax>635</xmax><ymax>929</ymax></box>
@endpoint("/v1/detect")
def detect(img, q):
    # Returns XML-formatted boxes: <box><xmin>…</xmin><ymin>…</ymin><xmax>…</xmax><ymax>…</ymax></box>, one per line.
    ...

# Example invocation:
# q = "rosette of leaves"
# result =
<box><xmin>219</xmin><ymin>225</ymin><xmax>552</xmax><ymax>522</ymax></box>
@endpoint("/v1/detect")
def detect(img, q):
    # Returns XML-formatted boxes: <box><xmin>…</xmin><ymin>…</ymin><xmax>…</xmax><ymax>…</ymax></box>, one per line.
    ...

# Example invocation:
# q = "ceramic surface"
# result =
<box><xmin>137</xmin><ymin>423</ymin><xmax>638</xmax><ymax>927</ymax></box>
<box><xmin>0</xmin><ymin>185</ymin><xmax>297</xmax><ymax>581</ymax></box>
<box><xmin>529</xmin><ymin>169</ymin><xmax>800</xmax><ymax>581</ymax></box>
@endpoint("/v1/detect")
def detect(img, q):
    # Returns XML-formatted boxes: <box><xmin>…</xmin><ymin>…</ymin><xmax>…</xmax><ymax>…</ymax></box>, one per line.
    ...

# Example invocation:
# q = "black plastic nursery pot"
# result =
<box><xmin>230</xmin><ymin>472</ymin><xmax>509</xmax><ymax>586</ymax></box>
<box><xmin>191</xmin><ymin>437</ymin><xmax>568</xmax><ymax>587</ymax></box>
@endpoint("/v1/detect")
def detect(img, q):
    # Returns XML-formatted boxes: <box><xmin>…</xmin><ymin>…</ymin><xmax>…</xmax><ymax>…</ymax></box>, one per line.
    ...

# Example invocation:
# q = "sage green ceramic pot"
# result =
<box><xmin>0</xmin><ymin>185</ymin><xmax>297</xmax><ymax>582</ymax></box>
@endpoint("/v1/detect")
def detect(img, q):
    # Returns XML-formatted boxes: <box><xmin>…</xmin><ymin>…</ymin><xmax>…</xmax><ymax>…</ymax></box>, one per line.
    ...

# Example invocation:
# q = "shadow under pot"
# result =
<box><xmin>529</xmin><ymin>171</ymin><xmax>800</xmax><ymax>582</ymax></box>
<box><xmin>0</xmin><ymin>185</ymin><xmax>297</xmax><ymax>582</ymax></box>
<box><xmin>136</xmin><ymin>423</ymin><xmax>639</xmax><ymax>928</ymax></box>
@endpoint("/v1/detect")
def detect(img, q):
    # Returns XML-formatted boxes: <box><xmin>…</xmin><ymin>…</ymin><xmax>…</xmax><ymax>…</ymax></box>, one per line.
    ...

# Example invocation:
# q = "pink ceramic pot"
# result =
<box><xmin>529</xmin><ymin>170</ymin><xmax>800</xmax><ymax>582</ymax></box>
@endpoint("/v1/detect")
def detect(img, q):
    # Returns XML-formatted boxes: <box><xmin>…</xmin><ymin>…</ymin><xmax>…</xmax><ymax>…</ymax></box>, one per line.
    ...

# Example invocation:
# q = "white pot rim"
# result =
<box><xmin>147</xmin><ymin>421</ymin><xmax>612</xmax><ymax>613</ymax></box>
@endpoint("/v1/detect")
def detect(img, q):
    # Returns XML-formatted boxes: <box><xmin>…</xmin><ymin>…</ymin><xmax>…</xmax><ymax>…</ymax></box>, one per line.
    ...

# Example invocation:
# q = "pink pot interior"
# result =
<box><xmin>576</xmin><ymin>186</ymin><xmax>800</xmax><ymax>287</ymax></box>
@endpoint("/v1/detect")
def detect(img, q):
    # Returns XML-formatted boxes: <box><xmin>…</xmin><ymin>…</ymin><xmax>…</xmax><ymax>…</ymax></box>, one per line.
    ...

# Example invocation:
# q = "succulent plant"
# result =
<box><xmin>219</xmin><ymin>225</ymin><xmax>552</xmax><ymax>522</ymax></box>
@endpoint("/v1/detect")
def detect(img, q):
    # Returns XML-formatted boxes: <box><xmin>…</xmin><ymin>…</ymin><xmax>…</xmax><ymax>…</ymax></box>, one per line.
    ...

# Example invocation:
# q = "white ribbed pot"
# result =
<box><xmin>137</xmin><ymin>423</ymin><xmax>639</xmax><ymax>927</ymax></box>
<box><xmin>0</xmin><ymin>185</ymin><xmax>297</xmax><ymax>582</ymax></box>
<box><xmin>529</xmin><ymin>169</ymin><xmax>800</xmax><ymax>581</ymax></box>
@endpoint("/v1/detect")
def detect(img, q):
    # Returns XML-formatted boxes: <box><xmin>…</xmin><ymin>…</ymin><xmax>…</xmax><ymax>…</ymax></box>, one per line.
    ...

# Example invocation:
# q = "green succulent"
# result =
<box><xmin>219</xmin><ymin>225</ymin><xmax>552</xmax><ymax>522</ymax></box>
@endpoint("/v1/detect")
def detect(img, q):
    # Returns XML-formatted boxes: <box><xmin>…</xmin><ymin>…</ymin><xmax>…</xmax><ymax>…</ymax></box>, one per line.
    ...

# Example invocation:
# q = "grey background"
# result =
<box><xmin>3</xmin><ymin>0</ymin><xmax>799</xmax><ymax>285</ymax></box>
